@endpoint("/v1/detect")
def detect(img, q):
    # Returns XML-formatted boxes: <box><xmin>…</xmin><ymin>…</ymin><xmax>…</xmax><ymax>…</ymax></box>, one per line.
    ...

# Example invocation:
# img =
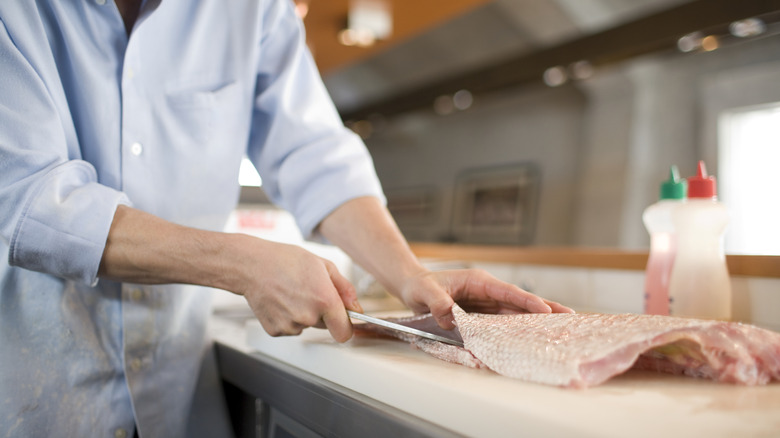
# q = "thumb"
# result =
<box><xmin>428</xmin><ymin>293</ymin><xmax>456</xmax><ymax>330</ymax></box>
<box><xmin>325</xmin><ymin>261</ymin><xmax>362</xmax><ymax>313</ymax></box>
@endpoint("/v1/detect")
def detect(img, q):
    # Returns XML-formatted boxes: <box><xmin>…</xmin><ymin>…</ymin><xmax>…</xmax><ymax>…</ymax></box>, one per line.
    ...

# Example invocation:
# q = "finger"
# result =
<box><xmin>325</xmin><ymin>260</ymin><xmax>362</xmax><ymax>313</ymax></box>
<box><xmin>321</xmin><ymin>306</ymin><xmax>353</xmax><ymax>343</ymax></box>
<box><xmin>470</xmin><ymin>270</ymin><xmax>552</xmax><ymax>313</ymax></box>
<box><xmin>427</xmin><ymin>291</ymin><xmax>456</xmax><ymax>330</ymax></box>
<box><xmin>545</xmin><ymin>299</ymin><xmax>575</xmax><ymax>314</ymax></box>
<box><xmin>448</xmin><ymin>269</ymin><xmax>549</xmax><ymax>313</ymax></box>
<box><xmin>260</xmin><ymin>319</ymin><xmax>305</xmax><ymax>337</ymax></box>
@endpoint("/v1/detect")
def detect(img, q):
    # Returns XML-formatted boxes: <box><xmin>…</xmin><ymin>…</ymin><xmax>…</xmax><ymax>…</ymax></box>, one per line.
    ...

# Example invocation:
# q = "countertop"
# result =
<box><xmin>408</xmin><ymin>243</ymin><xmax>780</xmax><ymax>278</ymax></box>
<box><xmin>210</xmin><ymin>308</ymin><xmax>780</xmax><ymax>438</ymax></box>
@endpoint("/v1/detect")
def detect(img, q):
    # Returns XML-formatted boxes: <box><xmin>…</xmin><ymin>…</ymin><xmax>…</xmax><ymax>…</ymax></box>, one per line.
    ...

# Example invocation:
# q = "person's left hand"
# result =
<box><xmin>398</xmin><ymin>268</ymin><xmax>574</xmax><ymax>330</ymax></box>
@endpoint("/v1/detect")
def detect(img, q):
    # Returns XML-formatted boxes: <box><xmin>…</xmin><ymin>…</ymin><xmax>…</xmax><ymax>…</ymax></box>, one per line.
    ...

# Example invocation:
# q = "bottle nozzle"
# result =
<box><xmin>659</xmin><ymin>165</ymin><xmax>686</xmax><ymax>200</ymax></box>
<box><xmin>697</xmin><ymin>161</ymin><xmax>708</xmax><ymax>179</ymax></box>
<box><xmin>687</xmin><ymin>160</ymin><xmax>717</xmax><ymax>199</ymax></box>
<box><xmin>670</xmin><ymin>166</ymin><xmax>681</xmax><ymax>182</ymax></box>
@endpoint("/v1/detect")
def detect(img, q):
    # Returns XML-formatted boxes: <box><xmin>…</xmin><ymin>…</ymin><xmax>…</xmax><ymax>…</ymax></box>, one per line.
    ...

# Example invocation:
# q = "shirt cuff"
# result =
<box><xmin>9</xmin><ymin>161</ymin><xmax>131</xmax><ymax>286</ymax></box>
<box><xmin>282</xmin><ymin>136</ymin><xmax>386</xmax><ymax>241</ymax></box>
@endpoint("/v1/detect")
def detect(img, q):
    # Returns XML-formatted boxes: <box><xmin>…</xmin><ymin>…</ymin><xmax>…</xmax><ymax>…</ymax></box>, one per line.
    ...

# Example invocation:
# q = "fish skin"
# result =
<box><xmin>409</xmin><ymin>338</ymin><xmax>488</xmax><ymax>370</ymax></box>
<box><xmin>354</xmin><ymin>305</ymin><xmax>780</xmax><ymax>388</ymax></box>
<box><xmin>451</xmin><ymin>304</ymin><xmax>780</xmax><ymax>388</ymax></box>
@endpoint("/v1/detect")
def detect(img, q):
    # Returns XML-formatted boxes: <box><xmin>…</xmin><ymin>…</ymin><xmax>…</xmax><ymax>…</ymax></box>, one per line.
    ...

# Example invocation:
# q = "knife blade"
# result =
<box><xmin>347</xmin><ymin>310</ymin><xmax>464</xmax><ymax>347</ymax></box>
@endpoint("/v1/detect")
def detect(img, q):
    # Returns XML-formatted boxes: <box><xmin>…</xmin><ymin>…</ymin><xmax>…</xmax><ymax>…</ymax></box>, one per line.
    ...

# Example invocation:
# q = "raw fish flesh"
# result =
<box><xmin>354</xmin><ymin>304</ymin><xmax>780</xmax><ymax>388</ymax></box>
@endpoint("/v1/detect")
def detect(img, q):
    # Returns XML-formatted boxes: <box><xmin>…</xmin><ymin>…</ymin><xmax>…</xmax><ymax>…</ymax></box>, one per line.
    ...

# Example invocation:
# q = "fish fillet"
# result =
<box><xmin>355</xmin><ymin>304</ymin><xmax>780</xmax><ymax>388</ymax></box>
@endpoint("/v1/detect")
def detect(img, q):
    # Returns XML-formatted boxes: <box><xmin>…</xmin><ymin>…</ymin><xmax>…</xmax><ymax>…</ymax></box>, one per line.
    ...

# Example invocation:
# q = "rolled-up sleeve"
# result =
<box><xmin>0</xmin><ymin>19</ymin><xmax>129</xmax><ymax>286</ymax></box>
<box><xmin>247</xmin><ymin>0</ymin><xmax>385</xmax><ymax>239</ymax></box>
<box><xmin>8</xmin><ymin>162</ymin><xmax>129</xmax><ymax>286</ymax></box>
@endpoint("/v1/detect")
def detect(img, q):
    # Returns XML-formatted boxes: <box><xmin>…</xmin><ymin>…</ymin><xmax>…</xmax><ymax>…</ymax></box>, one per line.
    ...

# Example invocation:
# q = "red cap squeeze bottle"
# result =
<box><xmin>667</xmin><ymin>160</ymin><xmax>731</xmax><ymax>320</ymax></box>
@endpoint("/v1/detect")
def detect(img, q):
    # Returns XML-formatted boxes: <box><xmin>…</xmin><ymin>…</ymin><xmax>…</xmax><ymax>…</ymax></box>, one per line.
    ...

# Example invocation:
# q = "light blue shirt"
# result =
<box><xmin>0</xmin><ymin>0</ymin><xmax>383</xmax><ymax>436</ymax></box>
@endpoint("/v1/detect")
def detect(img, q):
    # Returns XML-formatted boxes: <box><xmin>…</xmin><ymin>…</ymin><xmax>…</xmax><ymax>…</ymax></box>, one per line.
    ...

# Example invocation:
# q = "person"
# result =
<box><xmin>0</xmin><ymin>0</ymin><xmax>572</xmax><ymax>436</ymax></box>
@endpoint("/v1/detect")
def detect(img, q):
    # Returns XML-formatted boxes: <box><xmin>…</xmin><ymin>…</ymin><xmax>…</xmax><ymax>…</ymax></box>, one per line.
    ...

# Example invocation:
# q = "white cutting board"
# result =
<box><xmin>244</xmin><ymin>319</ymin><xmax>780</xmax><ymax>438</ymax></box>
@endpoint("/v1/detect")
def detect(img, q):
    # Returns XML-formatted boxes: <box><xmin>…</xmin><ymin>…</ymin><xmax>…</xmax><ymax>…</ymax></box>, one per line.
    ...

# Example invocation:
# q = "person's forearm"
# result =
<box><xmin>100</xmin><ymin>205</ymin><xmax>361</xmax><ymax>341</ymax></box>
<box><xmin>98</xmin><ymin>204</ymin><xmax>240</xmax><ymax>291</ymax></box>
<box><xmin>317</xmin><ymin>196</ymin><xmax>425</xmax><ymax>297</ymax></box>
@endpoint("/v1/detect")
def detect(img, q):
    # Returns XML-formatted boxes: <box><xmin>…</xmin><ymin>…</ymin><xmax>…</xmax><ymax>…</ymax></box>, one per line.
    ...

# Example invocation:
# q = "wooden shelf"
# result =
<box><xmin>409</xmin><ymin>243</ymin><xmax>780</xmax><ymax>278</ymax></box>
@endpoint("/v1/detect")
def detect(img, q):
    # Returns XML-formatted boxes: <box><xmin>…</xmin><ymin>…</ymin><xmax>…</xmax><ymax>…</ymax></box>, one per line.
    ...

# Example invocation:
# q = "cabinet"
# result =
<box><xmin>216</xmin><ymin>343</ymin><xmax>459</xmax><ymax>438</ymax></box>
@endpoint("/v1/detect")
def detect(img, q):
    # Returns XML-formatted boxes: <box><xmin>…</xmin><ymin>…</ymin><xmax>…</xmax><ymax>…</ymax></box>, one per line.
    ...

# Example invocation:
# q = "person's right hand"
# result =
<box><xmin>98</xmin><ymin>206</ymin><xmax>359</xmax><ymax>342</ymax></box>
<box><xmin>227</xmin><ymin>235</ymin><xmax>361</xmax><ymax>342</ymax></box>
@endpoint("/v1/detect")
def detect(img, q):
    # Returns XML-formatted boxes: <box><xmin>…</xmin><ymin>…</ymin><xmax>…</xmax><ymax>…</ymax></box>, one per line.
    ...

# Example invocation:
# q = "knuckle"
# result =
<box><xmin>266</xmin><ymin>327</ymin><xmax>285</xmax><ymax>337</ymax></box>
<box><xmin>322</xmin><ymin>258</ymin><xmax>337</xmax><ymax>270</ymax></box>
<box><xmin>469</xmin><ymin>268</ymin><xmax>490</xmax><ymax>280</ymax></box>
<box><xmin>310</xmin><ymin>295</ymin><xmax>331</xmax><ymax>312</ymax></box>
<box><xmin>265</xmin><ymin>323</ymin><xmax>303</xmax><ymax>337</ymax></box>
<box><xmin>297</xmin><ymin>313</ymin><xmax>321</xmax><ymax>327</ymax></box>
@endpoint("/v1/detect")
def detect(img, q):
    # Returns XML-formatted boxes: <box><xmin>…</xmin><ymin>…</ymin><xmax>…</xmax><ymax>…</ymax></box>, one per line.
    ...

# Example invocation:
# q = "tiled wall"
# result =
<box><xmin>466</xmin><ymin>261</ymin><xmax>780</xmax><ymax>333</ymax></box>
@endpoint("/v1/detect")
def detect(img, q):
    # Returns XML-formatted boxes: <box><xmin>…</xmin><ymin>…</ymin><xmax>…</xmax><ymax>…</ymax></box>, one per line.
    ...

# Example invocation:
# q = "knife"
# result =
<box><xmin>347</xmin><ymin>310</ymin><xmax>464</xmax><ymax>347</ymax></box>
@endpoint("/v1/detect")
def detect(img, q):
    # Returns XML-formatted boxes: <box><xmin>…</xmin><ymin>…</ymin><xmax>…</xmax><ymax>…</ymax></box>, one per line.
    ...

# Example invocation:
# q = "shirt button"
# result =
<box><xmin>96</xmin><ymin>0</ymin><xmax>107</xmax><ymax>5</ymax></box>
<box><xmin>130</xmin><ymin>358</ymin><xmax>142</xmax><ymax>372</ymax></box>
<box><xmin>125</xmin><ymin>68</ymin><xmax>135</xmax><ymax>80</ymax></box>
<box><xmin>114</xmin><ymin>428</ymin><xmax>127</xmax><ymax>438</ymax></box>
<box><xmin>130</xmin><ymin>142</ymin><xmax>143</xmax><ymax>156</ymax></box>
<box><xmin>130</xmin><ymin>288</ymin><xmax>144</xmax><ymax>302</ymax></box>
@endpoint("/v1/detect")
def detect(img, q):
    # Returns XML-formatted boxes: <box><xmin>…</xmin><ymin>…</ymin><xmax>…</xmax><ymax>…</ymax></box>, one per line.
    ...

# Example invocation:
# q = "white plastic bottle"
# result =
<box><xmin>668</xmin><ymin>161</ymin><xmax>731</xmax><ymax>320</ymax></box>
<box><xmin>642</xmin><ymin>166</ymin><xmax>686</xmax><ymax>315</ymax></box>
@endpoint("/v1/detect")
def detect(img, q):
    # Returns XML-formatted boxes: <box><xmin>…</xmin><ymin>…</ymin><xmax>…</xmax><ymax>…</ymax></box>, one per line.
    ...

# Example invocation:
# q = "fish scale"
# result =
<box><xmin>354</xmin><ymin>304</ymin><xmax>780</xmax><ymax>388</ymax></box>
<box><xmin>452</xmin><ymin>304</ymin><xmax>780</xmax><ymax>388</ymax></box>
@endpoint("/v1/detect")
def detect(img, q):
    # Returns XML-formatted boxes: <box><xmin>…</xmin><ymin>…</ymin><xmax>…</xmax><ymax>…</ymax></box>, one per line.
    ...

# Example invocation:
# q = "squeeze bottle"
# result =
<box><xmin>642</xmin><ymin>166</ymin><xmax>686</xmax><ymax>315</ymax></box>
<box><xmin>668</xmin><ymin>161</ymin><xmax>731</xmax><ymax>320</ymax></box>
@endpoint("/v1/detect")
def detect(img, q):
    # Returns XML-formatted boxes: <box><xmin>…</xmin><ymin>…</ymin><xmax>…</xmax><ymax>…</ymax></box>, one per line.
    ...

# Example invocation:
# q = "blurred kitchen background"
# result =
<box><xmin>233</xmin><ymin>0</ymin><xmax>780</xmax><ymax>256</ymax></box>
